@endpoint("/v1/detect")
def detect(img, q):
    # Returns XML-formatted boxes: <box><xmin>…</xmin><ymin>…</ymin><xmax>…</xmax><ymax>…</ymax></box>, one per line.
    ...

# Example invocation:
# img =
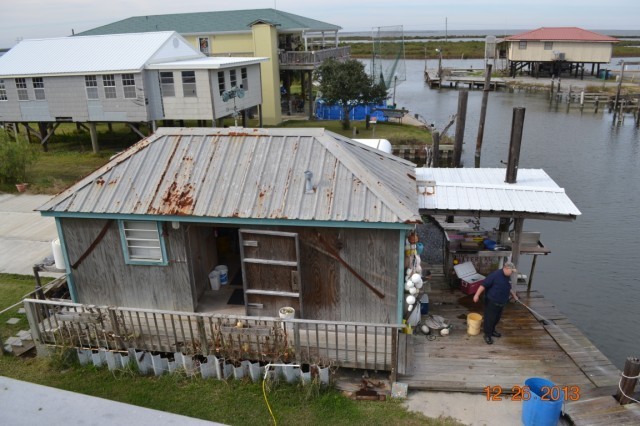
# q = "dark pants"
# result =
<box><xmin>483</xmin><ymin>297</ymin><xmax>505</xmax><ymax>337</ymax></box>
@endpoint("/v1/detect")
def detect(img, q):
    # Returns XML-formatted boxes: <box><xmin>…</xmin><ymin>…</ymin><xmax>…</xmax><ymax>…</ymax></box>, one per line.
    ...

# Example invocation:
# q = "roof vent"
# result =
<box><xmin>304</xmin><ymin>171</ymin><xmax>314</xmax><ymax>194</ymax></box>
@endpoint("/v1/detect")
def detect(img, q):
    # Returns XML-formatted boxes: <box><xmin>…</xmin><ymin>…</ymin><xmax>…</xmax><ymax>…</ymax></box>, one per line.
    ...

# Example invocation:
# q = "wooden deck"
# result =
<box><xmin>400</xmin><ymin>266</ymin><xmax>640</xmax><ymax>424</ymax></box>
<box><xmin>425</xmin><ymin>69</ymin><xmax>507</xmax><ymax>90</ymax></box>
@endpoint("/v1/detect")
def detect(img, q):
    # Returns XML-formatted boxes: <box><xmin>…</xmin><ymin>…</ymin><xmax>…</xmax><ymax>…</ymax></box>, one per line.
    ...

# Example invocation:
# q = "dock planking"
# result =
<box><xmin>400</xmin><ymin>266</ymin><xmax>620</xmax><ymax>396</ymax></box>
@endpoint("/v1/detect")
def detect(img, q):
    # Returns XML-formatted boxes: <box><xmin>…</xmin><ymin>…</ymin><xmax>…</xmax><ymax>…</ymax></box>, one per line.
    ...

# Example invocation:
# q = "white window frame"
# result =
<box><xmin>230</xmin><ymin>69</ymin><xmax>237</xmax><ymax>88</ymax></box>
<box><xmin>519</xmin><ymin>41</ymin><xmax>527</xmax><ymax>50</ymax></box>
<box><xmin>217</xmin><ymin>71</ymin><xmax>225</xmax><ymax>95</ymax></box>
<box><xmin>0</xmin><ymin>79</ymin><xmax>7</xmax><ymax>101</ymax></box>
<box><xmin>181</xmin><ymin>71</ymin><xmax>197</xmax><ymax>97</ymax></box>
<box><xmin>118</xmin><ymin>220</ymin><xmax>168</xmax><ymax>266</ymax></box>
<box><xmin>198</xmin><ymin>37</ymin><xmax>210</xmax><ymax>55</ymax></box>
<box><xmin>103</xmin><ymin>74</ymin><xmax>116</xmax><ymax>99</ymax></box>
<box><xmin>85</xmin><ymin>76</ymin><xmax>98</xmax><ymax>99</ymax></box>
<box><xmin>33</xmin><ymin>77</ymin><xmax>46</xmax><ymax>100</ymax></box>
<box><xmin>16</xmin><ymin>78</ymin><xmax>29</xmax><ymax>101</ymax></box>
<box><xmin>241</xmin><ymin>67</ymin><xmax>248</xmax><ymax>90</ymax></box>
<box><xmin>544</xmin><ymin>42</ymin><xmax>553</xmax><ymax>50</ymax></box>
<box><xmin>122</xmin><ymin>74</ymin><xmax>136</xmax><ymax>99</ymax></box>
<box><xmin>160</xmin><ymin>72</ymin><xmax>175</xmax><ymax>97</ymax></box>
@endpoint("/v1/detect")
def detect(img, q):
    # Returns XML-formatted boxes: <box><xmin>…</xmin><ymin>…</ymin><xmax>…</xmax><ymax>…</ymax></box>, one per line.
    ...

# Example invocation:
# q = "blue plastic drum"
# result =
<box><xmin>521</xmin><ymin>377</ymin><xmax>564</xmax><ymax>426</ymax></box>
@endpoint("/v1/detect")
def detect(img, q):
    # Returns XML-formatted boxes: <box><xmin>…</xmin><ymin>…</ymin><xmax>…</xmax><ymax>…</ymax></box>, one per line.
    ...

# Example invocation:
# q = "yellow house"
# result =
<box><xmin>78</xmin><ymin>9</ymin><xmax>349</xmax><ymax>125</ymax></box>
<box><xmin>504</xmin><ymin>27</ymin><xmax>618</xmax><ymax>79</ymax></box>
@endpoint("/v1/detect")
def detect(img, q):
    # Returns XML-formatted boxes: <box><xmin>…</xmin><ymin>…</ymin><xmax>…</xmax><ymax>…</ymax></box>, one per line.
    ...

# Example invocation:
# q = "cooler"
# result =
<box><xmin>453</xmin><ymin>262</ymin><xmax>486</xmax><ymax>295</ymax></box>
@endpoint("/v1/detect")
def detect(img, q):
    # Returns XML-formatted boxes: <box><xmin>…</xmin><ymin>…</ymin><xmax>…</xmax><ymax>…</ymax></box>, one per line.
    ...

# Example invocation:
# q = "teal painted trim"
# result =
<box><xmin>118</xmin><ymin>220</ymin><xmax>169</xmax><ymax>266</ymax></box>
<box><xmin>397</xmin><ymin>229</ymin><xmax>406</xmax><ymax>325</ymax></box>
<box><xmin>55</xmin><ymin>218</ymin><xmax>78</xmax><ymax>302</ymax></box>
<box><xmin>41</xmin><ymin>211</ymin><xmax>414</xmax><ymax>230</ymax></box>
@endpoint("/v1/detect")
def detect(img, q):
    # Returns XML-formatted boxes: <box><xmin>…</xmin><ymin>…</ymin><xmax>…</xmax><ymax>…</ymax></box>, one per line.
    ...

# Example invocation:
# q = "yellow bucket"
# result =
<box><xmin>467</xmin><ymin>312</ymin><xmax>483</xmax><ymax>336</ymax></box>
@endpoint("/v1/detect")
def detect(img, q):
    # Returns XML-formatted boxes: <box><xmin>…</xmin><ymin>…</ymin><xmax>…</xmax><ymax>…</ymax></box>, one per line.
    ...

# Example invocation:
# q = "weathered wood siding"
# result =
<box><xmin>186</xmin><ymin>224</ymin><xmax>218</xmax><ymax>304</ymax></box>
<box><xmin>296</xmin><ymin>227</ymin><xmax>400</xmax><ymax>324</ymax></box>
<box><xmin>60</xmin><ymin>218</ymin><xmax>194</xmax><ymax>311</ymax></box>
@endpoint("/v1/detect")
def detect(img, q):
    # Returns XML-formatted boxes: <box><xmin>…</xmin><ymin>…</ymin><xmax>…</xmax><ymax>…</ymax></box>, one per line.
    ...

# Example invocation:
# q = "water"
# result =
<box><xmin>393</xmin><ymin>59</ymin><xmax>640</xmax><ymax>369</ymax></box>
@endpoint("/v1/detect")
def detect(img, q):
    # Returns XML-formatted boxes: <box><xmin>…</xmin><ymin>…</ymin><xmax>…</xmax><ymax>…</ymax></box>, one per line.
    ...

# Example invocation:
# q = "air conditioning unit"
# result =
<box><xmin>553</xmin><ymin>51</ymin><xmax>565</xmax><ymax>61</ymax></box>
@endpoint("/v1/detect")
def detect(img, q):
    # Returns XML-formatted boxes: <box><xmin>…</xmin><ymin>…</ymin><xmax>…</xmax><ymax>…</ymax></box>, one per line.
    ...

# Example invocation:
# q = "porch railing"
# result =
<box><xmin>279</xmin><ymin>46</ymin><xmax>351</xmax><ymax>67</ymax></box>
<box><xmin>22</xmin><ymin>299</ymin><xmax>404</xmax><ymax>373</ymax></box>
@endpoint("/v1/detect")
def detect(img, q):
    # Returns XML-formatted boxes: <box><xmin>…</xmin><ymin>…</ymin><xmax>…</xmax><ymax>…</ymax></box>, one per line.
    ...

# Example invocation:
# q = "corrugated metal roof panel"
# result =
<box><xmin>77</xmin><ymin>9</ymin><xmax>341</xmax><ymax>36</ymax></box>
<box><xmin>39</xmin><ymin>128</ymin><xmax>421</xmax><ymax>224</ymax></box>
<box><xmin>0</xmin><ymin>32</ymin><xmax>202</xmax><ymax>77</ymax></box>
<box><xmin>415</xmin><ymin>168</ymin><xmax>581</xmax><ymax>218</ymax></box>
<box><xmin>505</xmin><ymin>27</ymin><xmax>618</xmax><ymax>42</ymax></box>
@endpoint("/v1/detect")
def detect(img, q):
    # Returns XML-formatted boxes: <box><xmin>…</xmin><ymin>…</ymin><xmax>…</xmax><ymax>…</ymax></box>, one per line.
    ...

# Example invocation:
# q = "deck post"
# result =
<box><xmin>293</xmin><ymin>322</ymin><xmax>301</xmax><ymax>363</ymax></box>
<box><xmin>196</xmin><ymin>316</ymin><xmax>209</xmax><ymax>356</ymax></box>
<box><xmin>23</xmin><ymin>300</ymin><xmax>49</xmax><ymax>357</ymax></box>
<box><xmin>390</xmin><ymin>330</ymin><xmax>398</xmax><ymax>382</ymax></box>
<box><xmin>616</xmin><ymin>356</ymin><xmax>640</xmax><ymax>404</ymax></box>
<box><xmin>89</xmin><ymin>122</ymin><xmax>99</xmax><ymax>153</ymax></box>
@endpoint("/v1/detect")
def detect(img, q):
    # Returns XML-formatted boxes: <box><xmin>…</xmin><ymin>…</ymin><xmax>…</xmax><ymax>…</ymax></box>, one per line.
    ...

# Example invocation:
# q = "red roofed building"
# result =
<box><xmin>503</xmin><ymin>27</ymin><xmax>618</xmax><ymax>78</ymax></box>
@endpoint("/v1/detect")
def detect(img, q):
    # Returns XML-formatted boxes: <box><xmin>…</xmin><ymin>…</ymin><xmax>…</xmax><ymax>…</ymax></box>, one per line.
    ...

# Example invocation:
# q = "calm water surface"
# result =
<box><xmin>394</xmin><ymin>59</ymin><xmax>640</xmax><ymax>369</ymax></box>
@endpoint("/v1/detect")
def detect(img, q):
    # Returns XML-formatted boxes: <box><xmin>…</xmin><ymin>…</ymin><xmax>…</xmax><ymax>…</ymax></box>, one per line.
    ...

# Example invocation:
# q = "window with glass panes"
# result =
<box><xmin>85</xmin><ymin>76</ymin><xmax>98</xmax><ymax>99</ymax></box>
<box><xmin>33</xmin><ymin>77</ymin><xmax>45</xmax><ymax>100</ymax></box>
<box><xmin>160</xmin><ymin>72</ymin><xmax>175</xmax><ymax>97</ymax></box>
<box><xmin>16</xmin><ymin>78</ymin><xmax>28</xmax><ymax>100</ymax></box>
<box><xmin>182</xmin><ymin>71</ymin><xmax>197</xmax><ymax>97</ymax></box>
<box><xmin>103</xmin><ymin>75</ymin><xmax>116</xmax><ymax>98</ymax></box>
<box><xmin>122</xmin><ymin>74</ymin><xmax>136</xmax><ymax>98</ymax></box>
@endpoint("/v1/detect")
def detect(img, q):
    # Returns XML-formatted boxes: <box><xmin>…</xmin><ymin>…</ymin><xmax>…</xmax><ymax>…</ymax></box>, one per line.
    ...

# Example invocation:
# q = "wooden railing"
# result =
<box><xmin>279</xmin><ymin>46</ymin><xmax>351</xmax><ymax>67</ymax></box>
<box><xmin>22</xmin><ymin>299</ymin><xmax>404</xmax><ymax>373</ymax></box>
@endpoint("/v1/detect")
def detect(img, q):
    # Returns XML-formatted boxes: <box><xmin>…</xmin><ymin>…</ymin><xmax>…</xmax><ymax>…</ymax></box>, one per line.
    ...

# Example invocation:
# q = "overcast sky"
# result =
<box><xmin>2</xmin><ymin>0</ymin><xmax>639</xmax><ymax>47</ymax></box>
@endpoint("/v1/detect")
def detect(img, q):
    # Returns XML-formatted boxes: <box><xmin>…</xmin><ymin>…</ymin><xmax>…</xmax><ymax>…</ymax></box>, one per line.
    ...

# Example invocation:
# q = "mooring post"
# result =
<box><xmin>505</xmin><ymin>107</ymin><xmax>526</xmax><ymax>184</ymax></box>
<box><xmin>614</xmin><ymin>61</ymin><xmax>625</xmax><ymax>111</ymax></box>
<box><xmin>432</xmin><ymin>131</ymin><xmax>440</xmax><ymax>168</ymax></box>
<box><xmin>616</xmin><ymin>356</ymin><xmax>640</xmax><ymax>405</ymax></box>
<box><xmin>475</xmin><ymin>64</ymin><xmax>493</xmax><ymax>166</ymax></box>
<box><xmin>594</xmin><ymin>96</ymin><xmax>600</xmax><ymax>113</ymax></box>
<box><xmin>453</xmin><ymin>90</ymin><xmax>468</xmax><ymax>168</ymax></box>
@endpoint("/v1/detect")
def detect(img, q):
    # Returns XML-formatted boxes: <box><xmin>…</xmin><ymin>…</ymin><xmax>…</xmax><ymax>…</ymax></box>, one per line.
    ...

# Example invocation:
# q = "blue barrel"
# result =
<box><xmin>522</xmin><ymin>378</ymin><xmax>563</xmax><ymax>426</ymax></box>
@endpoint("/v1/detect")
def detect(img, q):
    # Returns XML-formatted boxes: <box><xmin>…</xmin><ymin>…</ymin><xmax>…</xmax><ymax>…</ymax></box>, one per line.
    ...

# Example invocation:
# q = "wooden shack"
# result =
<box><xmin>38</xmin><ymin>127</ymin><xmax>421</xmax><ymax>325</ymax></box>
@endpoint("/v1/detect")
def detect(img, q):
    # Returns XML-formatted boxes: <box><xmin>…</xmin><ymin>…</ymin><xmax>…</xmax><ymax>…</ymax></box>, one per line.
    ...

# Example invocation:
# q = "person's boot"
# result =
<box><xmin>484</xmin><ymin>335</ymin><xmax>493</xmax><ymax>345</ymax></box>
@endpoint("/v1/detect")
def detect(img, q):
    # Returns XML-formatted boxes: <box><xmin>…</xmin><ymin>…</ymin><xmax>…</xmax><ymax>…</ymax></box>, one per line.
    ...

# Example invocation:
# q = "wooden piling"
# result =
<box><xmin>453</xmin><ymin>90</ymin><xmax>468</xmax><ymax>168</ymax></box>
<box><xmin>505</xmin><ymin>107</ymin><xmax>526</xmax><ymax>184</ymax></box>
<box><xmin>615</xmin><ymin>356</ymin><xmax>640</xmax><ymax>405</ymax></box>
<box><xmin>432</xmin><ymin>131</ymin><xmax>440</xmax><ymax>168</ymax></box>
<box><xmin>89</xmin><ymin>122</ymin><xmax>99</xmax><ymax>153</ymax></box>
<box><xmin>475</xmin><ymin>64</ymin><xmax>492</xmax><ymax>165</ymax></box>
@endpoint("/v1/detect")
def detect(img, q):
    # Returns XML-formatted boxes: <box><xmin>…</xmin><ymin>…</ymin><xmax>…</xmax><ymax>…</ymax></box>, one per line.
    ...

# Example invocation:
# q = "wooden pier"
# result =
<box><xmin>425</xmin><ymin>69</ymin><xmax>507</xmax><ymax>90</ymax></box>
<box><xmin>399</xmin><ymin>265</ymin><xmax>640</xmax><ymax>425</ymax></box>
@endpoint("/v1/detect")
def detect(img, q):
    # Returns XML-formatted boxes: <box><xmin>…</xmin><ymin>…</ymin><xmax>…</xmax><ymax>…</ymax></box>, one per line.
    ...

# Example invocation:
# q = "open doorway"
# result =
<box><xmin>188</xmin><ymin>225</ymin><xmax>244</xmax><ymax>314</ymax></box>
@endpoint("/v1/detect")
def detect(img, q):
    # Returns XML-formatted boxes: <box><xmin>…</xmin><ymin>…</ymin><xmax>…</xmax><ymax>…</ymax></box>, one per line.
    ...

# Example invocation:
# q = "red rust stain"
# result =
<box><xmin>152</xmin><ymin>181</ymin><xmax>195</xmax><ymax>216</ymax></box>
<box><xmin>107</xmin><ymin>178</ymin><xmax>118</xmax><ymax>185</ymax></box>
<box><xmin>95</xmin><ymin>178</ymin><xmax>105</xmax><ymax>186</ymax></box>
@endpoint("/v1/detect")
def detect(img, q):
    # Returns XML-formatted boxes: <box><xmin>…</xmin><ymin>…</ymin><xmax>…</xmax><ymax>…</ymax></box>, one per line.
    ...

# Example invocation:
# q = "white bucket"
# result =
<box><xmin>215</xmin><ymin>265</ymin><xmax>229</xmax><ymax>285</ymax></box>
<box><xmin>208</xmin><ymin>270</ymin><xmax>221</xmax><ymax>291</ymax></box>
<box><xmin>52</xmin><ymin>239</ymin><xmax>66</xmax><ymax>270</ymax></box>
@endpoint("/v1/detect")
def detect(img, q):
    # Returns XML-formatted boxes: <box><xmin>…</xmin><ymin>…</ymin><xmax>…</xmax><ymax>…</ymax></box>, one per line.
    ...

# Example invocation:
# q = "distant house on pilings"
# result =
<box><xmin>504</xmin><ymin>27</ymin><xmax>618</xmax><ymax>79</ymax></box>
<box><xmin>0</xmin><ymin>32</ymin><xmax>266</xmax><ymax>151</ymax></box>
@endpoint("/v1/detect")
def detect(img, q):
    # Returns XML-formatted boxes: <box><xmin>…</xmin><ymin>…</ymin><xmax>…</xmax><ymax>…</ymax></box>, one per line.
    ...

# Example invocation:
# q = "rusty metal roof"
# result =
<box><xmin>39</xmin><ymin>128</ymin><xmax>422</xmax><ymax>224</ymax></box>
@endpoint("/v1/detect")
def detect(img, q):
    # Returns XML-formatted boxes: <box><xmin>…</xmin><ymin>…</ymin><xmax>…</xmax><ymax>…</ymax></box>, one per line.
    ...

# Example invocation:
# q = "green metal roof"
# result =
<box><xmin>77</xmin><ymin>9</ymin><xmax>341</xmax><ymax>36</ymax></box>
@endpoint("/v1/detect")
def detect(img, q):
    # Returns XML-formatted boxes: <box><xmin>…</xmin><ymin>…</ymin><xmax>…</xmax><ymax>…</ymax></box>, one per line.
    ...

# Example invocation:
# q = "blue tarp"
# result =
<box><xmin>315</xmin><ymin>100</ymin><xmax>389</xmax><ymax>121</ymax></box>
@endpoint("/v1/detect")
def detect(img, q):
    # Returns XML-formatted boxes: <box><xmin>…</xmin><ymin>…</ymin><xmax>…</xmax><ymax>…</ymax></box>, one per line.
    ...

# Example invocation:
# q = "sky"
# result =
<box><xmin>2</xmin><ymin>0</ymin><xmax>640</xmax><ymax>47</ymax></box>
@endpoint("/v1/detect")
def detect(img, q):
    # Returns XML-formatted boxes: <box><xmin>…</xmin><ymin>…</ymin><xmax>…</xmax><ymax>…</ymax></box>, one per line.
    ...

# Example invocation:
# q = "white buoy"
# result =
<box><xmin>408</xmin><ymin>304</ymin><xmax>413</xmax><ymax>312</ymax></box>
<box><xmin>415</xmin><ymin>280</ymin><xmax>424</xmax><ymax>289</ymax></box>
<box><xmin>411</xmin><ymin>273</ymin><xmax>422</xmax><ymax>285</ymax></box>
<box><xmin>406</xmin><ymin>295</ymin><xmax>416</xmax><ymax>305</ymax></box>
<box><xmin>421</xmin><ymin>324</ymin><xmax>430</xmax><ymax>334</ymax></box>
<box><xmin>409</xmin><ymin>287</ymin><xmax>418</xmax><ymax>295</ymax></box>
<box><xmin>440</xmin><ymin>328</ymin><xmax>450</xmax><ymax>336</ymax></box>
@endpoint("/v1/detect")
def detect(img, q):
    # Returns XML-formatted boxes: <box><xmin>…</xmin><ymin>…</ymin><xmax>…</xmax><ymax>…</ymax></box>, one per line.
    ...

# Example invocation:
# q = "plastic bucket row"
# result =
<box><xmin>208</xmin><ymin>265</ymin><xmax>228</xmax><ymax>290</ymax></box>
<box><xmin>467</xmin><ymin>312</ymin><xmax>482</xmax><ymax>335</ymax></box>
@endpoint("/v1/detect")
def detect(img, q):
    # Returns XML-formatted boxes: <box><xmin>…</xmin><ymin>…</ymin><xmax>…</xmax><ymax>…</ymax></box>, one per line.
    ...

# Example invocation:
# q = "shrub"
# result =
<box><xmin>0</xmin><ymin>133</ymin><xmax>39</xmax><ymax>184</ymax></box>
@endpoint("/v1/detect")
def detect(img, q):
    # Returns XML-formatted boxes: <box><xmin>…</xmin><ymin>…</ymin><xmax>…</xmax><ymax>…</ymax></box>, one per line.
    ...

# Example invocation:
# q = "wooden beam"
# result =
<box><xmin>127</xmin><ymin>122</ymin><xmax>146</xmax><ymax>139</ymax></box>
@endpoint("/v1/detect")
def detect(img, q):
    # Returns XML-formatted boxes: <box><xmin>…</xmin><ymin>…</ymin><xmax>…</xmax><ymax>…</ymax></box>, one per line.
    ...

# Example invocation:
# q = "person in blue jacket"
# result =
<box><xmin>473</xmin><ymin>262</ymin><xmax>519</xmax><ymax>345</ymax></box>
